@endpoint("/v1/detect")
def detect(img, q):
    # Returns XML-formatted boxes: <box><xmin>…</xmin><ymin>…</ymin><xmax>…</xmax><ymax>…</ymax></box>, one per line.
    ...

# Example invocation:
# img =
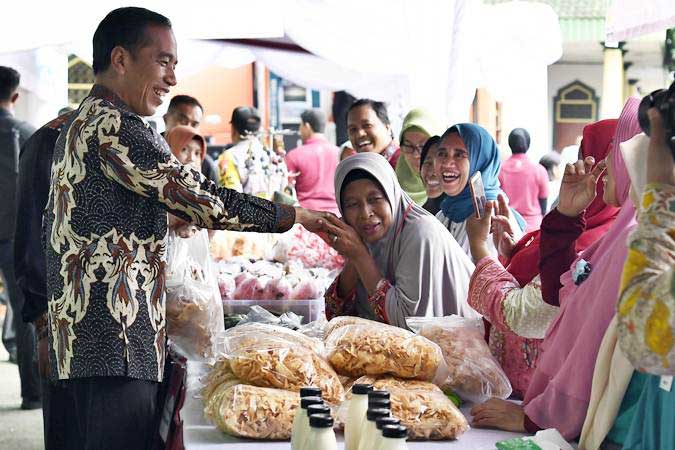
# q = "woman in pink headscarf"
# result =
<box><xmin>470</xmin><ymin>98</ymin><xmax>643</xmax><ymax>439</ymax></box>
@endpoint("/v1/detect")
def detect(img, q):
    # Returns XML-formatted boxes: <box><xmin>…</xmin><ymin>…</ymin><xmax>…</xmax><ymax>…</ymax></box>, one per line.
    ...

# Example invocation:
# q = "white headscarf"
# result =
<box><xmin>334</xmin><ymin>153</ymin><xmax>478</xmax><ymax>328</ymax></box>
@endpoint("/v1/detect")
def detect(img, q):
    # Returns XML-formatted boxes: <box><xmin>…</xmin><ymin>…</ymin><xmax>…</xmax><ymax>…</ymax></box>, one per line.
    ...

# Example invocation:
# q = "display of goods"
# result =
<box><xmin>219</xmin><ymin>323</ymin><xmax>344</xmax><ymax>403</ymax></box>
<box><xmin>208</xmin><ymin>384</ymin><xmax>299</xmax><ymax>439</ymax></box>
<box><xmin>351</xmin><ymin>376</ymin><xmax>469</xmax><ymax>440</ymax></box>
<box><xmin>271</xmin><ymin>224</ymin><xmax>345</xmax><ymax>270</ymax></box>
<box><xmin>210</xmin><ymin>230</ymin><xmax>277</xmax><ymax>261</ymax></box>
<box><xmin>410</xmin><ymin>316</ymin><xmax>512</xmax><ymax>403</ymax></box>
<box><xmin>324</xmin><ymin>316</ymin><xmax>442</xmax><ymax>381</ymax></box>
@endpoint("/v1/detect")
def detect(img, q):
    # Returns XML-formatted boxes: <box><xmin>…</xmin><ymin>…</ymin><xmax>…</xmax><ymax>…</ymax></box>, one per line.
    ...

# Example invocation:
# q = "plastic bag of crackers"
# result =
<box><xmin>217</xmin><ymin>322</ymin><xmax>344</xmax><ymax>403</ymax></box>
<box><xmin>165</xmin><ymin>230</ymin><xmax>224</xmax><ymax>360</ymax></box>
<box><xmin>324</xmin><ymin>316</ymin><xmax>443</xmax><ymax>381</ymax></box>
<box><xmin>349</xmin><ymin>375</ymin><xmax>469</xmax><ymax>440</ymax></box>
<box><xmin>407</xmin><ymin>316</ymin><xmax>512</xmax><ymax>403</ymax></box>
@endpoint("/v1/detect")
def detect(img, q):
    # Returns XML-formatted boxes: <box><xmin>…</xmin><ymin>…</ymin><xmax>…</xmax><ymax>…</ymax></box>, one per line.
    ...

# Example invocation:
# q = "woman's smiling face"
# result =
<box><xmin>435</xmin><ymin>132</ymin><xmax>470</xmax><ymax>197</ymax></box>
<box><xmin>341</xmin><ymin>178</ymin><xmax>393</xmax><ymax>244</ymax></box>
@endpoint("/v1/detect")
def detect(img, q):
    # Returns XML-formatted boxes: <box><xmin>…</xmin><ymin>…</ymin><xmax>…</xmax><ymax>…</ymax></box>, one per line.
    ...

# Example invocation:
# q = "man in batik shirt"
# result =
<box><xmin>42</xmin><ymin>7</ymin><xmax>328</xmax><ymax>449</ymax></box>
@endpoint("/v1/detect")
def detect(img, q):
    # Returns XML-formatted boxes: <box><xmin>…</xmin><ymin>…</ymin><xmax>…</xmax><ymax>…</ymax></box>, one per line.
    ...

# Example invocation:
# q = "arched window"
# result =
<box><xmin>552</xmin><ymin>80</ymin><xmax>599</xmax><ymax>151</ymax></box>
<box><xmin>68</xmin><ymin>55</ymin><xmax>94</xmax><ymax>109</ymax></box>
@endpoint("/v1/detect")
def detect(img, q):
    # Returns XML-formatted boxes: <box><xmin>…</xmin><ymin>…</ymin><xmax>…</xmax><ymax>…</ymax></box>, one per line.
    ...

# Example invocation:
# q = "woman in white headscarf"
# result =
<box><xmin>321</xmin><ymin>153</ymin><xmax>478</xmax><ymax>328</ymax></box>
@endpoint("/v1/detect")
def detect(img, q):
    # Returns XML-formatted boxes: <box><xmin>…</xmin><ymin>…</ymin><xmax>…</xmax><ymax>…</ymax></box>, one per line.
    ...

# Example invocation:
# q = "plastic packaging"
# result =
<box><xmin>407</xmin><ymin>316</ymin><xmax>512</xmax><ymax>404</ymax></box>
<box><xmin>377</xmin><ymin>425</ymin><xmax>409</xmax><ymax>450</ymax></box>
<box><xmin>270</xmin><ymin>224</ymin><xmax>345</xmax><ymax>270</ymax></box>
<box><xmin>344</xmin><ymin>383</ymin><xmax>373</xmax><ymax>450</ymax></box>
<box><xmin>357</xmin><ymin>408</ymin><xmax>391</xmax><ymax>450</ymax></box>
<box><xmin>303</xmin><ymin>414</ymin><xmax>338</xmax><ymax>450</ymax></box>
<box><xmin>291</xmin><ymin>396</ymin><xmax>324</xmax><ymax>450</ymax></box>
<box><xmin>208</xmin><ymin>383</ymin><xmax>299</xmax><ymax>439</ymax></box>
<box><xmin>351</xmin><ymin>376</ymin><xmax>469</xmax><ymax>440</ymax></box>
<box><xmin>222</xmin><ymin>298</ymin><xmax>325</xmax><ymax>325</ymax></box>
<box><xmin>325</xmin><ymin>316</ymin><xmax>442</xmax><ymax>381</ymax></box>
<box><xmin>165</xmin><ymin>230</ymin><xmax>225</xmax><ymax>360</ymax></box>
<box><xmin>218</xmin><ymin>323</ymin><xmax>344</xmax><ymax>403</ymax></box>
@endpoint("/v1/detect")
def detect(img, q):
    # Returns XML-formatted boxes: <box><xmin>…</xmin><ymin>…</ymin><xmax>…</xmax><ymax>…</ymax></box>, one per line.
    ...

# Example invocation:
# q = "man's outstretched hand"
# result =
<box><xmin>294</xmin><ymin>207</ymin><xmax>337</xmax><ymax>233</ymax></box>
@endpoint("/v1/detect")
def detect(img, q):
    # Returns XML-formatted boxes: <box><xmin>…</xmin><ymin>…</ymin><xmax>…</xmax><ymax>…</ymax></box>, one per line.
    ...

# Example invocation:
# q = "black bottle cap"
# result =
<box><xmin>366</xmin><ymin>408</ymin><xmax>390</xmax><ymax>421</ymax></box>
<box><xmin>368</xmin><ymin>390</ymin><xmax>390</xmax><ymax>401</ymax></box>
<box><xmin>300</xmin><ymin>387</ymin><xmax>322</xmax><ymax>398</ymax></box>
<box><xmin>368</xmin><ymin>398</ymin><xmax>391</xmax><ymax>410</ymax></box>
<box><xmin>352</xmin><ymin>383</ymin><xmax>373</xmax><ymax>395</ymax></box>
<box><xmin>301</xmin><ymin>396</ymin><xmax>323</xmax><ymax>409</ymax></box>
<box><xmin>375</xmin><ymin>417</ymin><xmax>400</xmax><ymax>430</ymax></box>
<box><xmin>382</xmin><ymin>425</ymin><xmax>408</xmax><ymax>439</ymax></box>
<box><xmin>306</xmin><ymin>404</ymin><xmax>330</xmax><ymax>416</ymax></box>
<box><xmin>309</xmin><ymin>413</ymin><xmax>334</xmax><ymax>428</ymax></box>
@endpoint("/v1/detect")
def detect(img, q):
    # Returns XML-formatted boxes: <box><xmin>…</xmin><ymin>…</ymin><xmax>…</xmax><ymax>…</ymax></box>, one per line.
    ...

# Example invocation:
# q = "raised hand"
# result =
<box><xmin>556</xmin><ymin>156</ymin><xmax>605</xmax><ymax>218</ymax></box>
<box><xmin>466</xmin><ymin>201</ymin><xmax>496</xmax><ymax>262</ymax></box>
<box><xmin>492</xmin><ymin>194</ymin><xmax>516</xmax><ymax>259</ymax></box>
<box><xmin>318</xmin><ymin>215</ymin><xmax>369</xmax><ymax>260</ymax></box>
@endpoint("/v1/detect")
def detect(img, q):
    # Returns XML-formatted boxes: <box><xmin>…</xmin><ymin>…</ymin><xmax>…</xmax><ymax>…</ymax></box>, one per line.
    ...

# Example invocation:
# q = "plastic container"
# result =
<box><xmin>373</xmin><ymin>417</ymin><xmax>401</xmax><ymax>450</ymax></box>
<box><xmin>377</xmin><ymin>425</ymin><xmax>408</xmax><ymax>450</ymax></box>
<box><xmin>303</xmin><ymin>414</ymin><xmax>337</xmax><ymax>450</ymax></box>
<box><xmin>358</xmin><ymin>408</ymin><xmax>390</xmax><ymax>450</ymax></box>
<box><xmin>345</xmin><ymin>383</ymin><xmax>373</xmax><ymax>450</ymax></box>
<box><xmin>291</xmin><ymin>396</ymin><xmax>323</xmax><ymax>450</ymax></box>
<box><xmin>222</xmin><ymin>298</ymin><xmax>325</xmax><ymax>324</ymax></box>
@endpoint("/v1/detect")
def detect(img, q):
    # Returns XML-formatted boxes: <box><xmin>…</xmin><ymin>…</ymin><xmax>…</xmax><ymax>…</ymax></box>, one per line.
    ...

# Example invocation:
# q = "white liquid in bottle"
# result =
<box><xmin>301</xmin><ymin>404</ymin><xmax>331</xmax><ymax>450</ymax></box>
<box><xmin>344</xmin><ymin>383</ymin><xmax>372</xmax><ymax>450</ymax></box>
<box><xmin>377</xmin><ymin>425</ymin><xmax>409</xmax><ymax>450</ymax></box>
<box><xmin>357</xmin><ymin>408</ymin><xmax>390</xmax><ymax>450</ymax></box>
<box><xmin>304</xmin><ymin>414</ymin><xmax>337</xmax><ymax>450</ymax></box>
<box><xmin>372</xmin><ymin>417</ymin><xmax>400</xmax><ymax>450</ymax></box>
<box><xmin>291</xmin><ymin>393</ymin><xmax>322</xmax><ymax>450</ymax></box>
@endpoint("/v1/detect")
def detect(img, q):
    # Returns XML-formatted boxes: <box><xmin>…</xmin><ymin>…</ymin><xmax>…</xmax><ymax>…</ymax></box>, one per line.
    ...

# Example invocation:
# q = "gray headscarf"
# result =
<box><xmin>334</xmin><ymin>153</ymin><xmax>478</xmax><ymax>328</ymax></box>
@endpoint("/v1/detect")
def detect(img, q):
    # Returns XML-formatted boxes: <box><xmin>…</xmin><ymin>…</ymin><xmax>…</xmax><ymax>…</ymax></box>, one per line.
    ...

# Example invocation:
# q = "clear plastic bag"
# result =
<box><xmin>407</xmin><ymin>316</ymin><xmax>512</xmax><ymax>404</ymax></box>
<box><xmin>347</xmin><ymin>376</ymin><xmax>469</xmax><ymax>440</ymax></box>
<box><xmin>324</xmin><ymin>316</ymin><xmax>443</xmax><ymax>381</ymax></box>
<box><xmin>217</xmin><ymin>323</ymin><xmax>344</xmax><ymax>403</ymax></box>
<box><xmin>165</xmin><ymin>230</ymin><xmax>224</xmax><ymax>360</ymax></box>
<box><xmin>208</xmin><ymin>383</ymin><xmax>299</xmax><ymax>439</ymax></box>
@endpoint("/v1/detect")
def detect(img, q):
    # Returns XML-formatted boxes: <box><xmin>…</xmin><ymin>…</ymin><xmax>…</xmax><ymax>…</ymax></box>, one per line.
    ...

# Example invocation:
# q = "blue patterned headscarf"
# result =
<box><xmin>439</xmin><ymin>123</ymin><xmax>503</xmax><ymax>223</ymax></box>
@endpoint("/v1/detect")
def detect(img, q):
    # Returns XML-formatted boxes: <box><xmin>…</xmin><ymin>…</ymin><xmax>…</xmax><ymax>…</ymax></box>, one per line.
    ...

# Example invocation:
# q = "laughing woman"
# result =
<box><xmin>434</xmin><ymin>123</ymin><xmax>525</xmax><ymax>260</ymax></box>
<box><xmin>322</xmin><ymin>153</ymin><xmax>478</xmax><ymax>328</ymax></box>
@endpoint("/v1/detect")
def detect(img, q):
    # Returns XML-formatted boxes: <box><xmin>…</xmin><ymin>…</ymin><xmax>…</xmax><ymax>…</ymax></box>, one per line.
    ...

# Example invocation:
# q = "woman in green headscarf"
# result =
<box><xmin>395</xmin><ymin>108</ymin><xmax>441</xmax><ymax>205</ymax></box>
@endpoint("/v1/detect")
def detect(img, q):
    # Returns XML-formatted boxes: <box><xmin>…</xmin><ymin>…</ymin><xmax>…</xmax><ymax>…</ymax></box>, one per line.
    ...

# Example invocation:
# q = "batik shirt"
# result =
<box><xmin>44</xmin><ymin>85</ymin><xmax>294</xmax><ymax>381</ymax></box>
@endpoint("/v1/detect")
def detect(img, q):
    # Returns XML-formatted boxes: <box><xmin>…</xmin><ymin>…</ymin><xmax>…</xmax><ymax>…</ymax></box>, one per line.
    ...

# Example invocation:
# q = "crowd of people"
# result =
<box><xmin>0</xmin><ymin>6</ymin><xmax>673</xmax><ymax>450</ymax></box>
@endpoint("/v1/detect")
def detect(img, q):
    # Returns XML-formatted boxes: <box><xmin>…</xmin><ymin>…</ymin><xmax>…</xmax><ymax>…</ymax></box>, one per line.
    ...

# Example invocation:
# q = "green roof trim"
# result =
<box><xmin>560</xmin><ymin>18</ymin><xmax>606</xmax><ymax>42</ymax></box>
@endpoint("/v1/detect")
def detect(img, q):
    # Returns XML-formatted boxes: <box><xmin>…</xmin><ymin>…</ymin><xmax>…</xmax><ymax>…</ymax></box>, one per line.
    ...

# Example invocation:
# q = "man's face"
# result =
<box><xmin>164</xmin><ymin>103</ymin><xmax>203</xmax><ymax>133</ymax></box>
<box><xmin>119</xmin><ymin>25</ymin><xmax>177</xmax><ymax>117</ymax></box>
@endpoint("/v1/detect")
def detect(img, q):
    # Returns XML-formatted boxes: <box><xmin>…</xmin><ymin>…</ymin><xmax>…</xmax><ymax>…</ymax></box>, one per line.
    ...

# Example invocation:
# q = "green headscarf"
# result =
<box><xmin>395</xmin><ymin>108</ymin><xmax>441</xmax><ymax>205</ymax></box>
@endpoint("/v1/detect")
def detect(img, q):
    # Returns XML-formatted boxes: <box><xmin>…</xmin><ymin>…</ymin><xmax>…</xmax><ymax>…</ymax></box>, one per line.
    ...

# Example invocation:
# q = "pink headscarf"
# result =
<box><xmin>522</xmin><ymin>97</ymin><xmax>642</xmax><ymax>439</ymax></box>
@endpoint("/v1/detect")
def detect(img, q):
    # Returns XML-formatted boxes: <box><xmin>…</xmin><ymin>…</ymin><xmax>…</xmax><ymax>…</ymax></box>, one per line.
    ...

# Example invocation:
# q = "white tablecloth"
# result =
<box><xmin>182</xmin><ymin>385</ymin><xmax>528</xmax><ymax>450</ymax></box>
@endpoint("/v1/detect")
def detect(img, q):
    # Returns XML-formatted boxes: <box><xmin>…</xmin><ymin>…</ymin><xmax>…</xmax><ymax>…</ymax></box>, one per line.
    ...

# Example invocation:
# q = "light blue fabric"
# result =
<box><xmin>439</xmin><ymin>123</ymin><xmax>503</xmax><ymax>223</ymax></box>
<box><xmin>605</xmin><ymin>371</ymin><xmax>648</xmax><ymax>446</ymax></box>
<box><xmin>622</xmin><ymin>374</ymin><xmax>674</xmax><ymax>450</ymax></box>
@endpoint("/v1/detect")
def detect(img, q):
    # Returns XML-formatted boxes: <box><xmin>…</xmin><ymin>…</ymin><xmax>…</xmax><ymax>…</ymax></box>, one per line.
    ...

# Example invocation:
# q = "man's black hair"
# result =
<box><xmin>508</xmin><ymin>128</ymin><xmax>531</xmax><ymax>154</ymax></box>
<box><xmin>0</xmin><ymin>66</ymin><xmax>20</xmax><ymax>101</ymax></box>
<box><xmin>92</xmin><ymin>7</ymin><xmax>172</xmax><ymax>75</ymax></box>
<box><xmin>167</xmin><ymin>95</ymin><xmax>203</xmax><ymax>113</ymax></box>
<box><xmin>347</xmin><ymin>98</ymin><xmax>390</xmax><ymax>126</ymax></box>
<box><xmin>300</xmin><ymin>108</ymin><xmax>326</xmax><ymax>133</ymax></box>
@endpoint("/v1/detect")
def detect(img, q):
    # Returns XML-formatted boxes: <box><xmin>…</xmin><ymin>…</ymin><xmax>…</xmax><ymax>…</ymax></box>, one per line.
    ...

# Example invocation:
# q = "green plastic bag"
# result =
<box><xmin>495</xmin><ymin>437</ymin><xmax>542</xmax><ymax>450</ymax></box>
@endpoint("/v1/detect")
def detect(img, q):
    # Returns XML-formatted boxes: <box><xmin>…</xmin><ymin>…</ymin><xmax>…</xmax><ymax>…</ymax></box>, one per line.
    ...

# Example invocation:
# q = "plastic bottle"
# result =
<box><xmin>357</xmin><ymin>408</ymin><xmax>390</xmax><ymax>450</ymax></box>
<box><xmin>368</xmin><ymin>398</ymin><xmax>391</xmax><ymax>411</ymax></box>
<box><xmin>344</xmin><ymin>383</ymin><xmax>373</xmax><ymax>450</ymax></box>
<box><xmin>369</xmin><ymin>390</ymin><xmax>390</xmax><ymax>403</ymax></box>
<box><xmin>300</xmin><ymin>387</ymin><xmax>323</xmax><ymax>398</ymax></box>
<box><xmin>301</xmin><ymin>404</ymin><xmax>331</xmax><ymax>450</ymax></box>
<box><xmin>303</xmin><ymin>414</ymin><xmax>337</xmax><ymax>450</ymax></box>
<box><xmin>377</xmin><ymin>425</ymin><xmax>408</xmax><ymax>450</ymax></box>
<box><xmin>291</xmin><ymin>395</ymin><xmax>323</xmax><ymax>450</ymax></box>
<box><xmin>372</xmin><ymin>417</ymin><xmax>401</xmax><ymax>450</ymax></box>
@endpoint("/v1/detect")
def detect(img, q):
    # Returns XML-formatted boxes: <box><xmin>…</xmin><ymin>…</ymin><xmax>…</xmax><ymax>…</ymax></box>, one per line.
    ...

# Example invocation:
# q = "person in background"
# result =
<box><xmin>498</xmin><ymin>128</ymin><xmax>549</xmax><ymax>231</ymax></box>
<box><xmin>42</xmin><ymin>8</ymin><xmax>328</xmax><ymax>448</ymax></box>
<box><xmin>464</xmin><ymin>118</ymin><xmax>620</xmax><ymax>399</ymax></box>
<box><xmin>339</xmin><ymin>140</ymin><xmax>356</xmax><ymax>161</ymax></box>
<box><xmin>419</xmin><ymin>135</ymin><xmax>446</xmax><ymax>215</ymax></box>
<box><xmin>285</xmin><ymin>109</ymin><xmax>340</xmax><ymax>214</ymax></box>
<box><xmin>434</xmin><ymin>123</ymin><xmax>524</xmax><ymax>260</ymax></box>
<box><xmin>163</xmin><ymin>94</ymin><xmax>219</xmax><ymax>184</ymax></box>
<box><xmin>395</xmin><ymin>108</ymin><xmax>440</xmax><ymax>206</ymax></box>
<box><xmin>0</xmin><ymin>65</ymin><xmax>39</xmax><ymax>410</ymax></box>
<box><xmin>322</xmin><ymin>153</ymin><xmax>477</xmax><ymax>328</ymax></box>
<box><xmin>347</xmin><ymin>98</ymin><xmax>400</xmax><ymax>168</ymax></box>
<box><xmin>538</xmin><ymin>150</ymin><xmax>563</xmax><ymax>212</ymax></box>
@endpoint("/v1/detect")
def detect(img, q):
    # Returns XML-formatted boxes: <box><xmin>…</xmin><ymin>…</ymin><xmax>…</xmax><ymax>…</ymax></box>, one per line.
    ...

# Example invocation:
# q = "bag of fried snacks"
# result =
<box><xmin>219</xmin><ymin>323</ymin><xmax>344</xmax><ymax>403</ymax></box>
<box><xmin>407</xmin><ymin>316</ymin><xmax>512</xmax><ymax>403</ymax></box>
<box><xmin>209</xmin><ymin>384</ymin><xmax>299</xmax><ymax>439</ymax></box>
<box><xmin>324</xmin><ymin>316</ymin><xmax>442</xmax><ymax>381</ymax></box>
<box><xmin>350</xmin><ymin>376</ymin><xmax>469</xmax><ymax>440</ymax></box>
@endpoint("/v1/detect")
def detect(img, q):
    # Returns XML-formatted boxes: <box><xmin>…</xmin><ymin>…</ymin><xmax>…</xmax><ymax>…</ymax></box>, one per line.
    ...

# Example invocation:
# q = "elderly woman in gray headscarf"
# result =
<box><xmin>321</xmin><ymin>153</ymin><xmax>478</xmax><ymax>328</ymax></box>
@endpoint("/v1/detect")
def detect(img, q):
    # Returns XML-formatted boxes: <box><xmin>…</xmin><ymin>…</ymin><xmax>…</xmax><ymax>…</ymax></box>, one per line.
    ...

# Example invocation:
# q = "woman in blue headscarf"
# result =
<box><xmin>434</xmin><ymin>123</ymin><xmax>525</xmax><ymax>260</ymax></box>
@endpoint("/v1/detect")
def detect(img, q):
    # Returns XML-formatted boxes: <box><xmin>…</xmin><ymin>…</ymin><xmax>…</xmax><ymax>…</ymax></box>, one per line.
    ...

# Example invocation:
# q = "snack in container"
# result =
<box><xmin>219</xmin><ymin>323</ymin><xmax>344</xmax><ymax>403</ymax></box>
<box><xmin>209</xmin><ymin>383</ymin><xmax>299</xmax><ymax>440</ymax></box>
<box><xmin>350</xmin><ymin>376</ymin><xmax>469</xmax><ymax>440</ymax></box>
<box><xmin>324</xmin><ymin>316</ymin><xmax>442</xmax><ymax>381</ymax></box>
<box><xmin>408</xmin><ymin>315</ymin><xmax>512</xmax><ymax>403</ymax></box>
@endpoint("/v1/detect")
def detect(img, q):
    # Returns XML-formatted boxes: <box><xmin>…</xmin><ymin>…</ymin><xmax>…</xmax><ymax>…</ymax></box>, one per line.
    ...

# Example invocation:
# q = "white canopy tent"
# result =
<box><xmin>1</xmin><ymin>0</ymin><xmax>562</xmax><ymax>152</ymax></box>
<box><xmin>605</xmin><ymin>0</ymin><xmax>675</xmax><ymax>44</ymax></box>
